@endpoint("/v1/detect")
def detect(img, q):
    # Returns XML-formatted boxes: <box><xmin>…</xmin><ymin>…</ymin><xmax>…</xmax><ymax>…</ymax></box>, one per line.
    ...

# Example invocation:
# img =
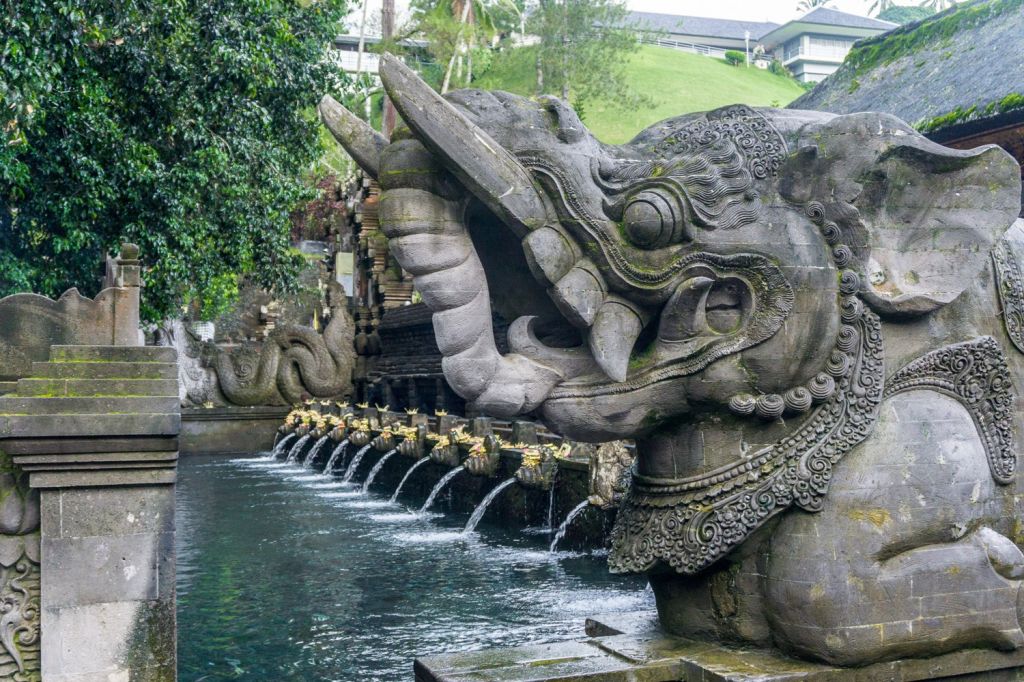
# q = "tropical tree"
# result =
<box><xmin>920</xmin><ymin>0</ymin><xmax>957</xmax><ymax>11</ymax></box>
<box><xmin>0</xmin><ymin>0</ymin><xmax>350</xmax><ymax>321</ymax></box>
<box><xmin>410</xmin><ymin>0</ymin><xmax>500</xmax><ymax>93</ymax></box>
<box><xmin>529</xmin><ymin>0</ymin><xmax>648</xmax><ymax>109</ymax></box>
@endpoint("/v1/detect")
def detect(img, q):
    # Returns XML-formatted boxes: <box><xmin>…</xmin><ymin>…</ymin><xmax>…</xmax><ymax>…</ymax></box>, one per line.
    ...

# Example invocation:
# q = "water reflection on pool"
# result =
<box><xmin>176</xmin><ymin>453</ymin><xmax>652</xmax><ymax>681</ymax></box>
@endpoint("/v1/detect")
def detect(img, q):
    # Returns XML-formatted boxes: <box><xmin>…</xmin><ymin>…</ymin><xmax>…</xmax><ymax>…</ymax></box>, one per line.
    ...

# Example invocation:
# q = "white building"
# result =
<box><xmin>759</xmin><ymin>8</ymin><xmax>896</xmax><ymax>83</ymax></box>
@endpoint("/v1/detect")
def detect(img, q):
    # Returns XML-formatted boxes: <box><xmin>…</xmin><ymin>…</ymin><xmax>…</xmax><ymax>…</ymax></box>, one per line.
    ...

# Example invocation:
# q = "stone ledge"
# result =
<box><xmin>28</xmin><ymin>469</ymin><xmax>176</xmax><ymax>489</ymax></box>
<box><xmin>416</xmin><ymin>616</ymin><xmax>1024</xmax><ymax>682</ymax></box>
<box><xmin>182</xmin><ymin>405</ymin><xmax>291</xmax><ymax>422</ymax></box>
<box><xmin>16</xmin><ymin>377</ymin><xmax>179</xmax><ymax>397</ymax></box>
<box><xmin>0</xmin><ymin>396</ymin><xmax>180</xmax><ymax>414</ymax></box>
<box><xmin>0</xmin><ymin>436</ymin><xmax>178</xmax><ymax>455</ymax></box>
<box><xmin>32</xmin><ymin>361</ymin><xmax>178</xmax><ymax>380</ymax></box>
<box><xmin>49</xmin><ymin>345</ymin><xmax>177</xmax><ymax>363</ymax></box>
<box><xmin>0</xmin><ymin>413</ymin><xmax>180</xmax><ymax>439</ymax></box>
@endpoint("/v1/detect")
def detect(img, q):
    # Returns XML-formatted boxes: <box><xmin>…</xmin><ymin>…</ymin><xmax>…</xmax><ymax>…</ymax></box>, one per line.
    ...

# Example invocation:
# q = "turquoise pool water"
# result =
<box><xmin>176</xmin><ymin>453</ymin><xmax>651</xmax><ymax>681</ymax></box>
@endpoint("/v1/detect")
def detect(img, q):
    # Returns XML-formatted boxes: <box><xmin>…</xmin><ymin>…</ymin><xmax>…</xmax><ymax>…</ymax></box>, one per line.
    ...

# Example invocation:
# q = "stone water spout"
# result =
<box><xmin>396</xmin><ymin>425</ymin><xmax>427</xmax><ymax>458</ymax></box>
<box><xmin>513</xmin><ymin>445</ymin><xmax>559</xmax><ymax>491</ymax></box>
<box><xmin>463</xmin><ymin>435</ymin><xmax>504</xmax><ymax>478</ymax></box>
<box><xmin>428</xmin><ymin>428</ymin><xmax>468</xmax><ymax>468</ymax></box>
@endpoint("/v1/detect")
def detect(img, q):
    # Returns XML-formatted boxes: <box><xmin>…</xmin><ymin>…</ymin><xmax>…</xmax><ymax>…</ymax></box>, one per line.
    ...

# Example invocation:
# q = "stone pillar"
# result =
<box><xmin>0</xmin><ymin>344</ymin><xmax>179</xmax><ymax>682</ymax></box>
<box><xmin>110</xmin><ymin>244</ymin><xmax>142</xmax><ymax>347</ymax></box>
<box><xmin>511</xmin><ymin>421</ymin><xmax>538</xmax><ymax>445</ymax></box>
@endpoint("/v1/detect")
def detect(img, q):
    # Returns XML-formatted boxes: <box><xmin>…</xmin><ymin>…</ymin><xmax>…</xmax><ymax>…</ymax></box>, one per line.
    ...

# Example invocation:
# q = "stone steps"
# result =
<box><xmin>49</xmin><ymin>345</ymin><xmax>177</xmax><ymax>363</ymax></box>
<box><xmin>16</xmin><ymin>378</ymin><xmax>179</xmax><ymax>398</ymax></box>
<box><xmin>32</xmin><ymin>361</ymin><xmax>178</xmax><ymax>380</ymax></box>
<box><xmin>0</xmin><ymin>382</ymin><xmax>16</xmax><ymax>396</ymax></box>
<box><xmin>0</xmin><ymin>396</ymin><xmax>179</xmax><ymax>415</ymax></box>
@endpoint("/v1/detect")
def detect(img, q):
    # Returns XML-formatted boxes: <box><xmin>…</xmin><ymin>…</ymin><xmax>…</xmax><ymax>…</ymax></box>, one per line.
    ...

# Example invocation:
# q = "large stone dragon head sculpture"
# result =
<box><xmin>323</xmin><ymin>55</ymin><xmax>1020</xmax><ymax>447</ymax></box>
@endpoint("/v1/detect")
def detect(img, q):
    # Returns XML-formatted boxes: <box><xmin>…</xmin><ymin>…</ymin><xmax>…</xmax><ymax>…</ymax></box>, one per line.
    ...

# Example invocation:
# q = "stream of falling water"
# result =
<box><xmin>272</xmin><ymin>433</ymin><xmax>295</xmax><ymax>457</ymax></box>
<box><xmin>341</xmin><ymin>445</ymin><xmax>373</xmax><ymax>483</ymax></box>
<box><xmin>323</xmin><ymin>439</ymin><xmax>348</xmax><ymax>474</ymax></box>
<box><xmin>362</xmin><ymin>450</ymin><xmax>397</xmax><ymax>493</ymax></box>
<box><xmin>391</xmin><ymin>456</ymin><xmax>430</xmax><ymax>502</ymax></box>
<box><xmin>550</xmin><ymin>500</ymin><xmax>591</xmax><ymax>552</ymax></box>
<box><xmin>463</xmin><ymin>478</ymin><xmax>516</xmax><ymax>534</ymax></box>
<box><xmin>303</xmin><ymin>436</ymin><xmax>330</xmax><ymax>467</ymax></box>
<box><xmin>285</xmin><ymin>434</ymin><xmax>311</xmax><ymax>462</ymax></box>
<box><xmin>420</xmin><ymin>465</ymin><xmax>464</xmax><ymax>513</ymax></box>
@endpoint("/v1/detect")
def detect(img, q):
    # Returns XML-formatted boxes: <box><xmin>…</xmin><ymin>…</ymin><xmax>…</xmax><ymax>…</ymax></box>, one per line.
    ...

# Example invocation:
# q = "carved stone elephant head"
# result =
<box><xmin>324</xmin><ymin>55</ymin><xmax>1024</xmax><ymax>667</ymax></box>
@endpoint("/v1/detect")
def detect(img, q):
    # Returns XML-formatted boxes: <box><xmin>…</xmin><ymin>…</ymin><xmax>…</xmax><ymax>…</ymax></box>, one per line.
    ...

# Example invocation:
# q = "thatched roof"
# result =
<box><xmin>790</xmin><ymin>0</ymin><xmax>1024</xmax><ymax>141</ymax></box>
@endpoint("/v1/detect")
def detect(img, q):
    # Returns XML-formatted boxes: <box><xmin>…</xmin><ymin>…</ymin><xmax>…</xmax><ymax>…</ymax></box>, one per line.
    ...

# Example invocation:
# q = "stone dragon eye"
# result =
<box><xmin>622</xmin><ymin>191</ymin><xmax>687</xmax><ymax>249</ymax></box>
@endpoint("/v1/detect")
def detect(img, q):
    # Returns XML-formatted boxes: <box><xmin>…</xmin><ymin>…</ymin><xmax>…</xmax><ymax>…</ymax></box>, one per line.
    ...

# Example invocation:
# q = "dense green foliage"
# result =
<box><xmin>877</xmin><ymin>5</ymin><xmax>934</xmax><ymax>24</ymax></box>
<box><xmin>477</xmin><ymin>45</ymin><xmax>806</xmax><ymax>144</ymax></box>
<box><xmin>1</xmin><ymin>0</ymin><xmax>350</xmax><ymax>321</ymax></box>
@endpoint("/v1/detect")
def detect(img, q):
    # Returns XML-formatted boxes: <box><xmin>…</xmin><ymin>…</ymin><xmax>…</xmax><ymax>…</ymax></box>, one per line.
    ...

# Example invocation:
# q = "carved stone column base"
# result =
<box><xmin>0</xmin><ymin>345</ymin><xmax>178</xmax><ymax>682</ymax></box>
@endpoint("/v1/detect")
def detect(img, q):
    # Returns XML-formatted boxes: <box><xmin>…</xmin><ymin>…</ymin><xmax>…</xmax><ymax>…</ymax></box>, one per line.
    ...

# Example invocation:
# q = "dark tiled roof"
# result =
<box><xmin>627</xmin><ymin>11</ymin><xmax>779</xmax><ymax>40</ymax></box>
<box><xmin>791</xmin><ymin>0</ymin><xmax>1024</xmax><ymax>134</ymax></box>
<box><xmin>798</xmin><ymin>7</ymin><xmax>897</xmax><ymax>30</ymax></box>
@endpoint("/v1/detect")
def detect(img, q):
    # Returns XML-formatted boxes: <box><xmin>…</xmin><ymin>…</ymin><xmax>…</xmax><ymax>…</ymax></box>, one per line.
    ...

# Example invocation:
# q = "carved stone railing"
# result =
<box><xmin>0</xmin><ymin>244</ymin><xmax>141</xmax><ymax>383</ymax></box>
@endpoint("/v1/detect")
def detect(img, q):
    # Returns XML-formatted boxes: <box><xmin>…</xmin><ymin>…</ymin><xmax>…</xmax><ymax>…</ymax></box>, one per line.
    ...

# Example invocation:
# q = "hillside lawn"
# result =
<box><xmin>476</xmin><ymin>45</ymin><xmax>807</xmax><ymax>144</ymax></box>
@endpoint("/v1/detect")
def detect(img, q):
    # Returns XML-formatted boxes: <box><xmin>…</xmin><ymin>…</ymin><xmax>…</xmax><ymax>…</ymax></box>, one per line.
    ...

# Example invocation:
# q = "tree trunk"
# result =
<box><xmin>441</xmin><ymin>0</ymin><xmax>474</xmax><ymax>94</ymax></box>
<box><xmin>382</xmin><ymin>0</ymin><xmax>397</xmax><ymax>136</ymax></box>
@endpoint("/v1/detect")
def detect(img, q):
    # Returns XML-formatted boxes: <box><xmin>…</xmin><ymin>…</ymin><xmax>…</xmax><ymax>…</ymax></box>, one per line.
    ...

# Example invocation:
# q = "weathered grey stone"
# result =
<box><xmin>160</xmin><ymin>280</ymin><xmax>355</xmax><ymax>407</ymax></box>
<box><xmin>48</xmin><ymin>345</ymin><xmax>176</xmax><ymax>364</ymax></box>
<box><xmin>15</xmin><ymin>378</ymin><xmax>178</xmax><ymax>397</ymax></box>
<box><xmin>327</xmin><ymin>54</ymin><xmax>1024</xmax><ymax>668</ymax></box>
<box><xmin>32</xmin><ymin>361</ymin><xmax>177</xmax><ymax>380</ymax></box>
<box><xmin>0</xmin><ymin>414</ymin><xmax>180</xmax><ymax>439</ymax></box>
<box><xmin>179</xmin><ymin>405</ymin><xmax>289</xmax><ymax>455</ymax></box>
<box><xmin>0</xmin><ymin>245</ymin><xmax>142</xmax><ymax>382</ymax></box>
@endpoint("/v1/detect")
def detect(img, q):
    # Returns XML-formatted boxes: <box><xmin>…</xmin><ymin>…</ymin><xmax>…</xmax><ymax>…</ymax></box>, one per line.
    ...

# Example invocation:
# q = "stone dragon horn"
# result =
<box><xmin>318</xmin><ymin>94</ymin><xmax>388</xmax><ymax>180</ymax></box>
<box><xmin>322</xmin><ymin>54</ymin><xmax>590</xmax><ymax>417</ymax></box>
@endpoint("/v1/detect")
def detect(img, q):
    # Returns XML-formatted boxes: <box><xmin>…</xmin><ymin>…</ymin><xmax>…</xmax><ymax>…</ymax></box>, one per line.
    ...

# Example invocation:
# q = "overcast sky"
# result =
<box><xmin>348</xmin><ymin>0</ymin><xmax>898</xmax><ymax>31</ymax></box>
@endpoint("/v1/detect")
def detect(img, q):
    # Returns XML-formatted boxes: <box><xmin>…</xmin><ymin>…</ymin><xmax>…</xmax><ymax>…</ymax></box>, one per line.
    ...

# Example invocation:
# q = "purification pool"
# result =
<box><xmin>176</xmin><ymin>453</ymin><xmax>653</xmax><ymax>681</ymax></box>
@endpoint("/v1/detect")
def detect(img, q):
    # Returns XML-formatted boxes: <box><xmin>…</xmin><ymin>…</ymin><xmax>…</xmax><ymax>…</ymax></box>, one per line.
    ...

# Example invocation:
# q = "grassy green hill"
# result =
<box><xmin>476</xmin><ymin>45</ymin><xmax>807</xmax><ymax>144</ymax></box>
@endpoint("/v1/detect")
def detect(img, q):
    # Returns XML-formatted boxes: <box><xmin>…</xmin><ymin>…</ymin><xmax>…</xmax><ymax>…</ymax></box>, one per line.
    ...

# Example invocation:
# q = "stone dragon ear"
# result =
<box><xmin>782</xmin><ymin>112</ymin><xmax>1021</xmax><ymax>317</ymax></box>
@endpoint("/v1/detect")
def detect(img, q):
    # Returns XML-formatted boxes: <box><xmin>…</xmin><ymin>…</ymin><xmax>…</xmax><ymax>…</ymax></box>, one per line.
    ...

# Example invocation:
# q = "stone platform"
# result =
<box><xmin>415</xmin><ymin>611</ymin><xmax>1024</xmax><ymax>681</ymax></box>
<box><xmin>180</xmin><ymin>405</ymin><xmax>289</xmax><ymax>455</ymax></box>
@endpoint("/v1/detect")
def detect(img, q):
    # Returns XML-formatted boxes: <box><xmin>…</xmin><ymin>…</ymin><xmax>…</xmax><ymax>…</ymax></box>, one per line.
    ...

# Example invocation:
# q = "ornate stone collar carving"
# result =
<box><xmin>884</xmin><ymin>336</ymin><xmax>1015</xmax><ymax>484</ymax></box>
<box><xmin>608</xmin><ymin>305</ymin><xmax>884</xmax><ymax>576</ymax></box>
<box><xmin>992</xmin><ymin>234</ymin><xmax>1024</xmax><ymax>354</ymax></box>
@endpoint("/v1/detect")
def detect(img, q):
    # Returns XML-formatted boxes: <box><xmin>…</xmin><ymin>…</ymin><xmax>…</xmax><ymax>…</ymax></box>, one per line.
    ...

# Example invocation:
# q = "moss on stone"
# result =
<box><xmin>846</xmin><ymin>0</ymin><xmax>1024</xmax><ymax>79</ymax></box>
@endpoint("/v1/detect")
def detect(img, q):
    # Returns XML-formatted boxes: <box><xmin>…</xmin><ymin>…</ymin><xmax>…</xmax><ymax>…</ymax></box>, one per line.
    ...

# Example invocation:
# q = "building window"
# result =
<box><xmin>783</xmin><ymin>37</ymin><xmax>802</xmax><ymax>61</ymax></box>
<box><xmin>807</xmin><ymin>36</ymin><xmax>853</xmax><ymax>59</ymax></box>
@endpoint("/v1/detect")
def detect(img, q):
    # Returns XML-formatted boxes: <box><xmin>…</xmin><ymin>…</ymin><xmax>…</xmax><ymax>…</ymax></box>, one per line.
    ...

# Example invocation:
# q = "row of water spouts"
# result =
<box><xmin>270</xmin><ymin>409</ymin><xmax>596</xmax><ymax>547</ymax></box>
